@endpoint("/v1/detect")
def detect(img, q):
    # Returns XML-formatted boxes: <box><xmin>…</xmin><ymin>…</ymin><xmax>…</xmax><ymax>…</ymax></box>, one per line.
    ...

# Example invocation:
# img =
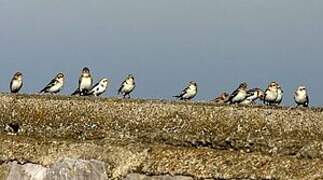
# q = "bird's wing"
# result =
<box><xmin>246</xmin><ymin>88</ymin><xmax>257</xmax><ymax>97</ymax></box>
<box><xmin>71</xmin><ymin>76</ymin><xmax>83</xmax><ymax>95</ymax></box>
<box><xmin>40</xmin><ymin>79</ymin><xmax>56</xmax><ymax>93</ymax></box>
<box><xmin>71</xmin><ymin>89</ymin><xmax>80</xmax><ymax>95</ymax></box>
<box><xmin>263</xmin><ymin>88</ymin><xmax>270</xmax><ymax>104</ymax></box>
<box><xmin>87</xmin><ymin>82</ymin><xmax>100</xmax><ymax>95</ymax></box>
<box><xmin>78</xmin><ymin>76</ymin><xmax>83</xmax><ymax>88</ymax></box>
<box><xmin>118</xmin><ymin>80</ymin><xmax>126</xmax><ymax>94</ymax></box>
<box><xmin>228</xmin><ymin>88</ymin><xmax>239</xmax><ymax>101</ymax></box>
<box><xmin>9</xmin><ymin>78</ymin><xmax>14</xmax><ymax>92</ymax></box>
<box><xmin>305</xmin><ymin>95</ymin><xmax>309</xmax><ymax>107</ymax></box>
<box><xmin>180</xmin><ymin>86</ymin><xmax>190</xmax><ymax>96</ymax></box>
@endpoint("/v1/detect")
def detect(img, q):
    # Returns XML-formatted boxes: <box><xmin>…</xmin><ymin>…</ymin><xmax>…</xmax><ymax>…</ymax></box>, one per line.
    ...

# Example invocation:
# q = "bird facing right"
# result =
<box><xmin>10</xmin><ymin>72</ymin><xmax>23</xmax><ymax>93</ymax></box>
<box><xmin>118</xmin><ymin>74</ymin><xmax>136</xmax><ymax>98</ymax></box>
<box><xmin>228</xmin><ymin>82</ymin><xmax>249</xmax><ymax>104</ymax></box>
<box><xmin>294</xmin><ymin>85</ymin><xmax>309</xmax><ymax>107</ymax></box>
<box><xmin>174</xmin><ymin>81</ymin><xmax>198</xmax><ymax>101</ymax></box>
<box><xmin>87</xmin><ymin>78</ymin><xmax>109</xmax><ymax>97</ymax></box>
<box><xmin>40</xmin><ymin>72</ymin><xmax>65</xmax><ymax>94</ymax></box>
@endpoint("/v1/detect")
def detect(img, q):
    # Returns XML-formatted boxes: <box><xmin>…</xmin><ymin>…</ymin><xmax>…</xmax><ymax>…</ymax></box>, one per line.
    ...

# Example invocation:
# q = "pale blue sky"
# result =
<box><xmin>0</xmin><ymin>1</ymin><xmax>323</xmax><ymax>105</ymax></box>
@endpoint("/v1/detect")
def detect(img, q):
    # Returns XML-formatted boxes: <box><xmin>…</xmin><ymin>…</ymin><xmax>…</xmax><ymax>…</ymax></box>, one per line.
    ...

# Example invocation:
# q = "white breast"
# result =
<box><xmin>295</xmin><ymin>91</ymin><xmax>307</xmax><ymax>103</ymax></box>
<box><xmin>49</xmin><ymin>82</ymin><xmax>63</xmax><ymax>93</ymax></box>
<box><xmin>11</xmin><ymin>80</ymin><xmax>22</xmax><ymax>91</ymax></box>
<box><xmin>183</xmin><ymin>85</ymin><xmax>197</xmax><ymax>99</ymax></box>
<box><xmin>265</xmin><ymin>91</ymin><xmax>278</xmax><ymax>101</ymax></box>
<box><xmin>80</xmin><ymin>77</ymin><xmax>92</xmax><ymax>91</ymax></box>
<box><xmin>122</xmin><ymin>83</ymin><xmax>135</xmax><ymax>93</ymax></box>
<box><xmin>232</xmin><ymin>91</ymin><xmax>247</xmax><ymax>102</ymax></box>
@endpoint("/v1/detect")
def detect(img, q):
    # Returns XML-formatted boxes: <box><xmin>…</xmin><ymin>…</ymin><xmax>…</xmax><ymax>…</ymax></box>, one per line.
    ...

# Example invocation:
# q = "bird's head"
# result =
<box><xmin>82</xmin><ymin>67</ymin><xmax>91</xmax><ymax>76</ymax></box>
<box><xmin>239</xmin><ymin>82</ymin><xmax>248</xmax><ymax>89</ymax></box>
<box><xmin>56</xmin><ymin>73</ymin><xmax>65</xmax><ymax>82</ymax></box>
<box><xmin>14</xmin><ymin>72</ymin><xmax>23</xmax><ymax>80</ymax></box>
<box><xmin>100</xmin><ymin>78</ymin><xmax>109</xmax><ymax>87</ymax></box>
<box><xmin>297</xmin><ymin>85</ymin><xmax>307</xmax><ymax>92</ymax></box>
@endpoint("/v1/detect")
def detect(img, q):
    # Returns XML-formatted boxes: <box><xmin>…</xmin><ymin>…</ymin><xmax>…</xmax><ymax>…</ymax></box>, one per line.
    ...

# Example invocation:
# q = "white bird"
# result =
<box><xmin>228</xmin><ymin>82</ymin><xmax>249</xmax><ymax>104</ymax></box>
<box><xmin>294</xmin><ymin>85</ymin><xmax>309</xmax><ymax>107</ymax></box>
<box><xmin>87</xmin><ymin>78</ymin><xmax>109</xmax><ymax>97</ymax></box>
<box><xmin>118</xmin><ymin>74</ymin><xmax>136</xmax><ymax>98</ymax></box>
<box><xmin>174</xmin><ymin>81</ymin><xmax>198</xmax><ymax>100</ymax></box>
<box><xmin>264</xmin><ymin>81</ymin><xmax>279</xmax><ymax>106</ymax></box>
<box><xmin>72</xmin><ymin>67</ymin><xmax>93</xmax><ymax>96</ymax></box>
<box><xmin>40</xmin><ymin>73</ymin><xmax>65</xmax><ymax>94</ymax></box>
<box><xmin>10</xmin><ymin>72</ymin><xmax>23</xmax><ymax>93</ymax></box>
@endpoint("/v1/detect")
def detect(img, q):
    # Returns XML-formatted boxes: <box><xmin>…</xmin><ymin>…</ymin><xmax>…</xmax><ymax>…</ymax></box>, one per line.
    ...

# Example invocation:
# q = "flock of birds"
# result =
<box><xmin>9</xmin><ymin>67</ymin><xmax>135</xmax><ymax>98</ymax></box>
<box><xmin>8</xmin><ymin>67</ymin><xmax>309</xmax><ymax>107</ymax></box>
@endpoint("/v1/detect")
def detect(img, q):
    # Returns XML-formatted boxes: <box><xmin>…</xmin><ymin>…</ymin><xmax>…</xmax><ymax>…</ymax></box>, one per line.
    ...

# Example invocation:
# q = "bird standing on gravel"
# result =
<box><xmin>40</xmin><ymin>73</ymin><xmax>65</xmax><ymax>94</ymax></box>
<box><xmin>10</xmin><ymin>72</ymin><xmax>23</xmax><ymax>94</ymax></box>
<box><xmin>118</xmin><ymin>74</ymin><xmax>136</xmax><ymax>98</ymax></box>
<box><xmin>264</xmin><ymin>81</ymin><xmax>279</xmax><ymax>106</ymax></box>
<box><xmin>228</xmin><ymin>82</ymin><xmax>249</xmax><ymax>104</ymax></box>
<box><xmin>174</xmin><ymin>81</ymin><xmax>198</xmax><ymax>101</ymax></box>
<box><xmin>294</xmin><ymin>85</ymin><xmax>309</xmax><ymax>107</ymax></box>
<box><xmin>86</xmin><ymin>78</ymin><xmax>109</xmax><ymax>97</ymax></box>
<box><xmin>71</xmin><ymin>67</ymin><xmax>93</xmax><ymax>96</ymax></box>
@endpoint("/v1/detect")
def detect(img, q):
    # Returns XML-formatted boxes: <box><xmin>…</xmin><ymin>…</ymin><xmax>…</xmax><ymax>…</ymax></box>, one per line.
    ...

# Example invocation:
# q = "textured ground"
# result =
<box><xmin>1</xmin><ymin>93</ymin><xmax>323</xmax><ymax>179</ymax></box>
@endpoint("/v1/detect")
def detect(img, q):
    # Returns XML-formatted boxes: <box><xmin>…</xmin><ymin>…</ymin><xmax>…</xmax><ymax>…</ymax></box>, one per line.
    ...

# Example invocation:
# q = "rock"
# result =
<box><xmin>6</xmin><ymin>162</ymin><xmax>47</xmax><ymax>180</ymax></box>
<box><xmin>5</xmin><ymin>159</ymin><xmax>108</xmax><ymax>180</ymax></box>
<box><xmin>45</xmin><ymin>158</ymin><xmax>108</xmax><ymax>180</ymax></box>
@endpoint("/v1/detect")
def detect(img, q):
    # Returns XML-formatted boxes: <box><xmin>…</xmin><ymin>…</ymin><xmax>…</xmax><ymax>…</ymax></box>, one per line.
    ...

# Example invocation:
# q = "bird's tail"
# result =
<box><xmin>71</xmin><ymin>89</ymin><xmax>80</xmax><ymax>96</ymax></box>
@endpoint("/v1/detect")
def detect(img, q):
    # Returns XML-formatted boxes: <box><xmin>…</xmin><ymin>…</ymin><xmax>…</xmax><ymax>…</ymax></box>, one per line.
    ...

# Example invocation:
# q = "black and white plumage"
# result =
<box><xmin>294</xmin><ymin>85</ymin><xmax>309</xmax><ymax>107</ymax></box>
<box><xmin>264</xmin><ymin>81</ymin><xmax>279</xmax><ymax>106</ymax></box>
<box><xmin>10</xmin><ymin>72</ymin><xmax>23</xmax><ymax>93</ymax></box>
<box><xmin>228</xmin><ymin>82</ymin><xmax>249</xmax><ymax>104</ymax></box>
<box><xmin>118</xmin><ymin>74</ymin><xmax>136</xmax><ymax>98</ymax></box>
<box><xmin>40</xmin><ymin>73</ymin><xmax>65</xmax><ymax>94</ymax></box>
<box><xmin>240</xmin><ymin>88</ymin><xmax>264</xmax><ymax>105</ymax></box>
<box><xmin>174</xmin><ymin>81</ymin><xmax>198</xmax><ymax>100</ymax></box>
<box><xmin>71</xmin><ymin>67</ymin><xmax>93</xmax><ymax>96</ymax></box>
<box><xmin>274</xmin><ymin>84</ymin><xmax>284</xmax><ymax>105</ymax></box>
<box><xmin>86</xmin><ymin>78</ymin><xmax>109</xmax><ymax>97</ymax></box>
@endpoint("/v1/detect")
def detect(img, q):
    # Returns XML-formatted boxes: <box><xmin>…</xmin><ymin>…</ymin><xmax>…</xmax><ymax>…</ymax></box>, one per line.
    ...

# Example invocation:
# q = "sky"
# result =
<box><xmin>0</xmin><ymin>1</ymin><xmax>323</xmax><ymax>105</ymax></box>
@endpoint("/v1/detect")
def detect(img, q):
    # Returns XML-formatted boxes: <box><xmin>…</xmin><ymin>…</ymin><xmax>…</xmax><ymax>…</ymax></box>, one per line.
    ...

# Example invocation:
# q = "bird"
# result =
<box><xmin>294</xmin><ymin>85</ymin><xmax>309</xmax><ymax>107</ymax></box>
<box><xmin>40</xmin><ymin>72</ymin><xmax>65</xmax><ymax>94</ymax></box>
<box><xmin>274</xmin><ymin>83</ymin><xmax>284</xmax><ymax>105</ymax></box>
<box><xmin>240</xmin><ymin>88</ymin><xmax>264</xmax><ymax>105</ymax></box>
<box><xmin>228</xmin><ymin>82</ymin><xmax>250</xmax><ymax>104</ymax></box>
<box><xmin>118</xmin><ymin>74</ymin><xmax>136</xmax><ymax>98</ymax></box>
<box><xmin>213</xmin><ymin>92</ymin><xmax>230</xmax><ymax>104</ymax></box>
<box><xmin>264</xmin><ymin>81</ymin><xmax>279</xmax><ymax>106</ymax></box>
<box><xmin>71</xmin><ymin>67</ymin><xmax>93</xmax><ymax>96</ymax></box>
<box><xmin>10</xmin><ymin>72</ymin><xmax>23</xmax><ymax>93</ymax></box>
<box><xmin>86</xmin><ymin>78</ymin><xmax>109</xmax><ymax>97</ymax></box>
<box><xmin>174</xmin><ymin>81</ymin><xmax>198</xmax><ymax>101</ymax></box>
